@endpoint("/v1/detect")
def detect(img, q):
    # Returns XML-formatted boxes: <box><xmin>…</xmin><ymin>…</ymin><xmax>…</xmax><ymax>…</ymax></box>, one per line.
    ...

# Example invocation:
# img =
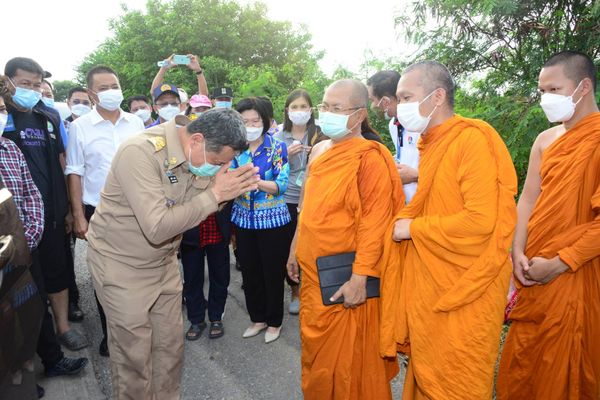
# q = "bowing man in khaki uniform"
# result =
<box><xmin>86</xmin><ymin>109</ymin><xmax>259</xmax><ymax>400</ymax></box>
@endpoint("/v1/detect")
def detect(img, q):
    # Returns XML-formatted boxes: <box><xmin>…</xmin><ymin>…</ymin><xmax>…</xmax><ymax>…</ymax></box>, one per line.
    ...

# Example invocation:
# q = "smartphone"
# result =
<box><xmin>172</xmin><ymin>55</ymin><xmax>191</xmax><ymax>65</ymax></box>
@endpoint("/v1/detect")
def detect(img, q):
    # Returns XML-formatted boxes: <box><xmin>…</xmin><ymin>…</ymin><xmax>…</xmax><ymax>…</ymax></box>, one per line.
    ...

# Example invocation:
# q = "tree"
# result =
<box><xmin>52</xmin><ymin>80</ymin><xmax>79</xmax><ymax>102</ymax></box>
<box><xmin>395</xmin><ymin>0</ymin><xmax>600</xmax><ymax>185</ymax></box>
<box><xmin>76</xmin><ymin>0</ymin><xmax>327</xmax><ymax>120</ymax></box>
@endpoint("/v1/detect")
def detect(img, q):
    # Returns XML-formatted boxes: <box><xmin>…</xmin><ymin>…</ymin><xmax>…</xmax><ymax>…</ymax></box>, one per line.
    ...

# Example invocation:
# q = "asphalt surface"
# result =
<box><xmin>37</xmin><ymin>240</ymin><xmax>405</xmax><ymax>399</ymax></box>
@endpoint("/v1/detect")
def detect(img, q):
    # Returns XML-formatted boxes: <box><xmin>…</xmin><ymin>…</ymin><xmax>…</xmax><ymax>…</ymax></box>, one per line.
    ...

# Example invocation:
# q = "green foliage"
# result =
<box><xmin>76</xmin><ymin>0</ymin><xmax>327</xmax><ymax>120</ymax></box>
<box><xmin>52</xmin><ymin>80</ymin><xmax>79</xmax><ymax>102</ymax></box>
<box><xmin>396</xmin><ymin>0</ymin><xmax>600</xmax><ymax>186</ymax></box>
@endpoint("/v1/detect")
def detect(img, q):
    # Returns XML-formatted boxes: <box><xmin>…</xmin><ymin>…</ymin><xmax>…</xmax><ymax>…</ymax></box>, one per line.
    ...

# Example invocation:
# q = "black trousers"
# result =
<box><xmin>284</xmin><ymin>203</ymin><xmax>299</xmax><ymax>288</ymax></box>
<box><xmin>67</xmin><ymin>234</ymin><xmax>80</xmax><ymax>304</ymax></box>
<box><xmin>29</xmin><ymin>250</ymin><xmax>63</xmax><ymax>368</ymax></box>
<box><xmin>84</xmin><ymin>205</ymin><xmax>107</xmax><ymax>339</ymax></box>
<box><xmin>236</xmin><ymin>224</ymin><xmax>290</xmax><ymax>327</ymax></box>
<box><xmin>182</xmin><ymin>242</ymin><xmax>230</xmax><ymax>323</ymax></box>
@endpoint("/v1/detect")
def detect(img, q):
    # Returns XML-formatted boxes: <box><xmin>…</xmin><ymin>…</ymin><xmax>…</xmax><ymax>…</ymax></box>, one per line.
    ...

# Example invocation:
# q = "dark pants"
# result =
<box><xmin>181</xmin><ymin>242</ymin><xmax>230</xmax><ymax>323</ymax></box>
<box><xmin>37</xmin><ymin>223</ymin><xmax>70</xmax><ymax>294</ymax></box>
<box><xmin>85</xmin><ymin>205</ymin><xmax>107</xmax><ymax>339</ymax></box>
<box><xmin>284</xmin><ymin>203</ymin><xmax>299</xmax><ymax>288</ymax></box>
<box><xmin>67</xmin><ymin>234</ymin><xmax>80</xmax><ymax>305</ymax></box>
<box><xmin>236</xmin><ymin>224</ymin><xmax>290</xmax><ymax>327</ymax></box>
<box><xmin>29</xmin><ymin>250</ymin><xmax>63</xmax><ymax>368</ymax></box>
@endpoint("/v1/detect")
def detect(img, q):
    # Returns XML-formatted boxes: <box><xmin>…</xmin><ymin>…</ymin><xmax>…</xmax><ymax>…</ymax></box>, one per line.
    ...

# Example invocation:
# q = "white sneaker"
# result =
<box><xmin>242</xmin><ymin>323</ymin><xmax>267</xmax><ymax>338</ymax></box>
<box><xmin>265</xmin><ymin>327</ymin><xmax>281</xmax><ymax>344</ymax></box>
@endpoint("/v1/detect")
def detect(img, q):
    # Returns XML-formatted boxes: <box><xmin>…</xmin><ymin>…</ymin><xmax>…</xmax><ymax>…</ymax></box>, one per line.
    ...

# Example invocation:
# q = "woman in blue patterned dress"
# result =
<box><xmin>232</xmin><ymin>97</ymin><xmax>291</xmax><ymax>344</ymax></box>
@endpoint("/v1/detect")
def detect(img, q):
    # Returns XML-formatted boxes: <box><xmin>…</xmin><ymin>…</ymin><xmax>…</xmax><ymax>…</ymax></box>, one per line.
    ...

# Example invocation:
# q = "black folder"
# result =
<box><xmin>316</xmin><ymin>252</ymin><xmax>380</xmax><ymax>306</ymax></box>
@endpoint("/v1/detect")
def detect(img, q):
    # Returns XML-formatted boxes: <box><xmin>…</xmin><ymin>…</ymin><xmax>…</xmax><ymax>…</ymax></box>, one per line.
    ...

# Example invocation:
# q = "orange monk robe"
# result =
<box><xmin>497</xmin><ymin>112</ymin><xmax>600</xmax><ymax>400</ymax></box>
<box><xmin>379</xmin><ymin>115</ymin><xmax>518</xmax><ymax>400</ymax></box>
<box><xmin>296</xmin><ymin>137</ymin><xmax>404</xmax><ymax>400</ymax></box>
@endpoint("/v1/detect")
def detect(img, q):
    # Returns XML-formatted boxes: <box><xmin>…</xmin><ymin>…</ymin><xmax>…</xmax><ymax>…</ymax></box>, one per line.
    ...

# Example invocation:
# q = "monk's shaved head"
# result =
<box><xmin>328</xmin><ymin>79</ymin><xmax>369</xmax><ymax>109</ymax></box>
<box><xmin>402</xmin><ymin>61</ymin><xmax>455</xmax><ymax>107</ymax></box>
<box><xmin>543</xmin><ymin>50</ymin><xmax>597</xmax><ymax>91</ymax></box>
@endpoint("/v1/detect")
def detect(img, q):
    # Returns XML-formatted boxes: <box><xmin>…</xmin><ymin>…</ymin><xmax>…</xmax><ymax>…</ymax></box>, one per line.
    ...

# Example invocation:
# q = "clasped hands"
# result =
<box><xmin>512</xmin><ymin>252</ymin><xmax>569</xmax><ymax>286</ymax></box>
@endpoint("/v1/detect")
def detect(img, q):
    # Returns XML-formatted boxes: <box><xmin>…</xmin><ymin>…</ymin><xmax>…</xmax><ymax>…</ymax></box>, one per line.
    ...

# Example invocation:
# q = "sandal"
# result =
<box><xmin>209</xmin><ymin>321</ymin><xmax>225</xmax><ymax>339</ymax></box>
<box><xmin>186</xmin><ymin>322</ymin><xmax>207</xmax><ymax>341</ymax></box>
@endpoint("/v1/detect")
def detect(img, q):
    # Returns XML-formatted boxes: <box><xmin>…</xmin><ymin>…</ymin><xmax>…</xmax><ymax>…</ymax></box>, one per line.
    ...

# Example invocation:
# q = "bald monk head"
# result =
<box><xmin>396</xmin><ymin>60</ymin><xmax>455</xmax><ymax>134</ymax></box>
<box><xmin>539</xmin><ymin>50</ymin><xmax>599</xmax><ymax>129</ymax></box>
<box><xmin>319</xmin><ymin>79</ymin><xmax>368</xmax><ymax>141</ymax></box>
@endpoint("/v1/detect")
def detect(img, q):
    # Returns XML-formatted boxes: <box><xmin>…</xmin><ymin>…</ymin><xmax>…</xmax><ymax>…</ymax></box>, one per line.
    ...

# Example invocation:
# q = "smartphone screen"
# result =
<box><xmin>173</xmin><ymin>55</ymin><xmax>191</xmax><ymax>65</ymax></box>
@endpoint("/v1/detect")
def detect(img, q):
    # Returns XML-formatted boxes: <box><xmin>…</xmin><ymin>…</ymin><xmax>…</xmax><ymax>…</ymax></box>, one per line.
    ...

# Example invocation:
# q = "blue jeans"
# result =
<box><xmin>181</xmin><ymin>242</ymin><xmax>230</xmax><ymax>324</ymax></box>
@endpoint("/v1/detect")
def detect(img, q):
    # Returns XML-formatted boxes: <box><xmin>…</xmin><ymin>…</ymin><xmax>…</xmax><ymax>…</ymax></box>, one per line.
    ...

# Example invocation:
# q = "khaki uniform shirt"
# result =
<box><xmin>87</xmin><ymin>115</ymin><xmax>219</xmax><ymax>268</ymax></box>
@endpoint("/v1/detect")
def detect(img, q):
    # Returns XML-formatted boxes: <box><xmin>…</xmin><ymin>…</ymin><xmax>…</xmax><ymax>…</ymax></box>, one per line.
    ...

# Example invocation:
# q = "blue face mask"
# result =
<box><xmin>42</xmin><ymin>97</ymin><xmax>55</xmax><ymax>108</ymax></box>
<box><xmin>318</xmin><ymin>110</ymin><xmax>359</xmax><ymax>139</ymax></box>
<box><xmin>215</xmin><ymin>100</ymin><xmax>232</xmax><ymax>109</ymax></box>
<box><xmin>13</xmin><ymin>86</ymin><xmax>42</xmax><ymax>110</ymax></box>
<box><xmin>188</xmin><ymin>141</ymin><xmax>221</xmax><ymax>177</ymax></box>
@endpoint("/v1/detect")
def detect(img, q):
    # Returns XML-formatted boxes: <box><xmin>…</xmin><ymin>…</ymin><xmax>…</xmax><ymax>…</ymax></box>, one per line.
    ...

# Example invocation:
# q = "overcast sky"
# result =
<box><xmin>1</xmin><ymin>0</ymin><xmax>413</xmax><ymax>83</ymax></box>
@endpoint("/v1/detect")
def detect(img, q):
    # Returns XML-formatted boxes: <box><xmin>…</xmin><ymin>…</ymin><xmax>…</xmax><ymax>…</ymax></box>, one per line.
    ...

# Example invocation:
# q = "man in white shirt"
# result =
<box><xmin>367</xmin><ymin>70</ymin><xmax>420</xmax><ymax>203</ymax></box>
<box><xmin>65</xmin><ymin>65</ymin><xmax>144</xmax><ymax>356</ymax></box>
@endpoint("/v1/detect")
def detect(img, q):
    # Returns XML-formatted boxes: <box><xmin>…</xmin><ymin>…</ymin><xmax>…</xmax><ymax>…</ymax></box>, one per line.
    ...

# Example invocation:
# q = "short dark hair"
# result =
<box><xmin>235</xmin><ymin>97</ymin><xmax>271</xmax><ymax>136</ymax></box>
<box><xmin>367</xmin><ymin>70</ymin><xmax>401</xmax><ymax>99</ymax></box>
<box><xmin>403</xmin><ymin>60</ymin><xmax>455</xmax><ymax>107</ymax></box>
<box><xmin>67</xmin><ymin>87</ymin><xmax>89</xmax><ymax>101</ymax></box>
<box><xmin>187</xmin><ymin>108</ymin><xmax>248</xmax><ymax>153</ymax></box>
<box><xmin>126</xmin><ymin>95</ymin><xmax>150</xmax><ymax>109</ymax></box>
<box><xmin>257</xmin><ymin>96</ymin><xmax>274</xmax><ymax>120</ymax></box>
<box><xmin>544</xmin><ymin>50</ymin><xmax>597</xmax><ymax>92</ymax></box>
<box><xmin>42</xmin><ymin>79</ymin><xmax>53</xmax><ymax>91</ymax></box>
<box><xmin>4</xmin><ymin>57</ymin><xmax>44</xmax><ymax>79</ymax></box>
<box><xmin>86</xmin><ymin>65</ymin><xmax>118</xmax><ymax>89</ymax></box>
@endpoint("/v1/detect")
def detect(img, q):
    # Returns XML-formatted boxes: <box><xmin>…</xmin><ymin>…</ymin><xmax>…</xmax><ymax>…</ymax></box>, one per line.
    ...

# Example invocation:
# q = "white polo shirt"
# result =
<box><xmin>65</xmin><ymin>108</ymin><xmax>145</xmax><ymax>207</ymax></box>
<box><xmin>389</xmin><ymin>118</ymin><xmax>420</xmax><ymax>203</ymax></box>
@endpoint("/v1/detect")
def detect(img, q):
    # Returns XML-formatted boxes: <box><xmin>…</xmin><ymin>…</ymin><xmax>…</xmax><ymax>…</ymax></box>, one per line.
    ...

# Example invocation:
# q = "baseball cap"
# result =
<box><xmin>152</xmin><ymin>84</ymin><xmax>180</xmax><ymax>101</ymax></box>
<box><xmin>211</xmin><ymin>87</ymin><xmax>233</xmax><ymax>99</ymax></box>
<box><xmin>189</xmin><ymin>94</ymin><xmax>212</xmax><ymax>108</ymax></box>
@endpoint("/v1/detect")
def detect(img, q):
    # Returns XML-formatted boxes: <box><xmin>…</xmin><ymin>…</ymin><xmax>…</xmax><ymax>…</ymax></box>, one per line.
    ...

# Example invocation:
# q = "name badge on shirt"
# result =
<box><xmin>166</xmin><ymin>170</ymin><xmax>178</xmax><ymax>184</ymax></box>
<box><xmin>47</xmin><ymin>121</ymin><xmax>54</xmax><ymax>133</ymax></box>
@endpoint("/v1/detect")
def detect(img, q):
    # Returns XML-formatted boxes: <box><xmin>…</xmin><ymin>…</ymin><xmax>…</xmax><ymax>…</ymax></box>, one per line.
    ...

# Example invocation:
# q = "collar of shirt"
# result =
<box><xmin>89</xmin><ymin>107</ymin><xmax>135</xmax><ymax>126</ymax></box>
<box><xmin>164</xmin><ymin>115</ymin><xmax>189</xmax><ymax>170</ymax></box>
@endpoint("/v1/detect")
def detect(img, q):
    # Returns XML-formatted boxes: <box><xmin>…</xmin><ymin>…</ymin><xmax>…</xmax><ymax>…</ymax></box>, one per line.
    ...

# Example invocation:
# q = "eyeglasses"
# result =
<box><xmin>317</xmin><ymin>104</ymin><xmax>363</xmax><ymax>113</ymax></box>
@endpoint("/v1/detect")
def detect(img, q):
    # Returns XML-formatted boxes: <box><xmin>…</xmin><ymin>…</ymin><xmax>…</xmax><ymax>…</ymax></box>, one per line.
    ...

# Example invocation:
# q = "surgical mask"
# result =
<box><xmin>246</xmin><ymin>126</ymin><xmax>263</xmax><ymax>141</ymax></box>
<box><xmin>0</xmin><ymin>114</ymin><xmax>8</xmax><ymax>133</ymax></box>
<box><xmin>540</xmin><ymin>81</ymin><xmax>583</xmax><ymax>123</ymax></box>
<box><xmin>188</xmin><ymin>142</ymin><xmax>221</xmax><ymax>177</ymax></box>
<box><xmin>71</xmin><ymin>104</ymin><xmax>91</xmax><ymax>117</ymax></box>
<box><xmin>41</xmin><ymin>97</ymin><xmax>55</xmax><ymax>108</ymax></box>
<box><xmin>396</xmin><ymin>90</ymin><xmax>438</xmax><ymax>134</ymax></box>
<box><xmin>12</xmin><ymin>86</ymin><xmax>42</xmax><ymax>109</ymax></box>
<box><xmin>215</xmin><ymin>100</ymin><xmax>232</xmax><ymax>109</ymax></box>
<box><xmin>376</xmin><ymin>97</ymin><xmax>393</xmax><ymax>120</ymax></box>
<box><xmin>158</xmin><ymin>105</ymin><xmax>180</xmax><ymax>121</ymax></box>
<box><xmin>318</xmin><ymin>110</ymin><xmax>359</xmax><ymax>139</ymax></box>
<box><xmin>288</xmin><ymin>111</ymin><xmax>311</xmax><ymax>126</ymax></box>
<box><xmin>96</xmin><ymin>89</ymin><xmax>123</xmax><ymax>111</ymax></box>
<box><xmin>134</xmin><ymin>109</ymin><xmax>151</xmax><ymax>121</ymax></box>
<box><xmin>194</xmin><ymin>112</ymin><xmax>204</xmax><ymax>118</ymax></box>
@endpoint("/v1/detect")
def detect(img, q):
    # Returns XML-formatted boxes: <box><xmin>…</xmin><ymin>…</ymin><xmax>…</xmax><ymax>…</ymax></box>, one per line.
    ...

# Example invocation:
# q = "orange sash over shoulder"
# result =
<box><xmin>497</xmin><ymin>112</ymin><xmax>600</xmax><ymax>400</ymax></box>
<box><xmin>379</xmin><ymin>115</ymin><xmax>518</xmax><ymax>399</ymax></box>
<box><xmin>296</xmin><ymin>137</ymin><xmax>403</xmax><ymax>400</ymax></box>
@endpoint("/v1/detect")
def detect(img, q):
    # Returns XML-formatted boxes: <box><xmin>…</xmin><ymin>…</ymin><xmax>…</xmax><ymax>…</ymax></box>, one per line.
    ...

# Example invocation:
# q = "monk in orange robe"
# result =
<box><xmin>378</xmin><ymin>60</ymin><xmax>518</xmax><ymax>399</ymax></box>
<box><xmin>497</xmin><ymin>51</ymin><xmax>600</xmax><ymax>400</ymax></box>
<box><xmin>287</xmin><ymin>79</ymin><xmax>403</xmax><ymax>400</ymax></box>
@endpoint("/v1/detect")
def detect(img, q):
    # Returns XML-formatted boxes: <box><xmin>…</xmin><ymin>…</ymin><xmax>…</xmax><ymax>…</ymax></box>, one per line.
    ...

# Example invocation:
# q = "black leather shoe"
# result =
<box><xmin>68</xmin><ymin>302</ymin><xmax>84</xmax><ymax>322</ymax></box>
<box><xmin>37</xmin><ymin>384</ymin><xmax>45</xmax><ymax>398</ymax></box>
<box><xmin>45</xmin><ymin>357</ymin><xmax>88</xmax><ymax>377</ymax></box>
<box><xmin>99</xmin><ymin>337</ymin><xmax>109</xmax><ymax>357</ymax></box>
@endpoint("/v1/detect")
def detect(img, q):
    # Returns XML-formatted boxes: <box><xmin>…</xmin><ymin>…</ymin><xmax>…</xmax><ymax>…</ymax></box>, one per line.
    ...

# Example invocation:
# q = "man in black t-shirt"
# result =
<box><xmin>2</xmin><ymin>57</ymin><xmax>88</xmax><ymax>354</ymax></box>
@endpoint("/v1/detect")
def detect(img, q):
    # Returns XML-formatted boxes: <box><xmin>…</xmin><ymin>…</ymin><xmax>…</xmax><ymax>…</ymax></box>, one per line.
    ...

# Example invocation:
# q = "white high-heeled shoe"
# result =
<box><xmin>242</xmin><ymin>323</ymin><xmax>267</xmax><ymax>338</ymax></box>
<box><xmin>264</xmin><ymin>327</ymin><xmax>281</xmax><ymax>344</ymax></box>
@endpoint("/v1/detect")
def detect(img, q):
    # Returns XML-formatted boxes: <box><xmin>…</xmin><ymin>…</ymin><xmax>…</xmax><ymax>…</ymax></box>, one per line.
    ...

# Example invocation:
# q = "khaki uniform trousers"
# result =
<box><xmin>88</xmin><ymin>246</ymin><xmax>183</xmax><ymax>400</ymax></box>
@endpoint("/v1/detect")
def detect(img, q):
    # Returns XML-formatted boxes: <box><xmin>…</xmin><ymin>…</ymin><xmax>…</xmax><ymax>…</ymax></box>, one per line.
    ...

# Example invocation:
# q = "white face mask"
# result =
<box><xmin>288</xmin><ymin>110</ymin><xmax>311</xmax><ymax>126</ymax></box>
<box><xmin>540</xmin><ymin>81</ymin><xmax>583</xmax><ymax>123</ymax></box>
<box><xmin>396</xmin><ymin>90</ymin><xmax>438</xmax><ymax>134</ymax></box>
<box><xmin>158</xmin><ymin>105</ymin><xmax>180</xmax><ymax>121</ymax></box>
<box><xmin>246</xmin><ymin>126</ymin><xmax>263</xmax><ymax>141</ymax></box>
<box><xmin>0</xmin><ymin>113</ymin><xmax>8</xmax><ymax>133</ymax></box>
<box><xmin>134</xmin><ymin>109</ymin><xmax>152</xmax><ymax>122</ymax></box>
<box><xmin>71</xmin><ymin>103</ymin><xmax>91</xmax><ymax>117</ymax></box>
<box><xmin>96</xmin><ymin>89</ymin><xmax>124</xmax><ymax>111</ymax></box>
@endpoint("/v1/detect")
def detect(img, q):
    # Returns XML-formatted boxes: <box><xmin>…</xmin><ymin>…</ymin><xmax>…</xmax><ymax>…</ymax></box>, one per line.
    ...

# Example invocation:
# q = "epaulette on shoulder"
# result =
<box><xmin>146</xmin><ymin>136</ymin><xmax>166</xmax><ymax>152</ymax></box>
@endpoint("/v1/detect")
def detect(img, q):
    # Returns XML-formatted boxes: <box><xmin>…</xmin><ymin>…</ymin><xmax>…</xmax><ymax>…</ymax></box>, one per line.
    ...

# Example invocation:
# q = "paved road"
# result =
<box><xmin>38</xmin><ymin>240</ymin><xmax>404</xmax><ymax>399</ymax></box>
